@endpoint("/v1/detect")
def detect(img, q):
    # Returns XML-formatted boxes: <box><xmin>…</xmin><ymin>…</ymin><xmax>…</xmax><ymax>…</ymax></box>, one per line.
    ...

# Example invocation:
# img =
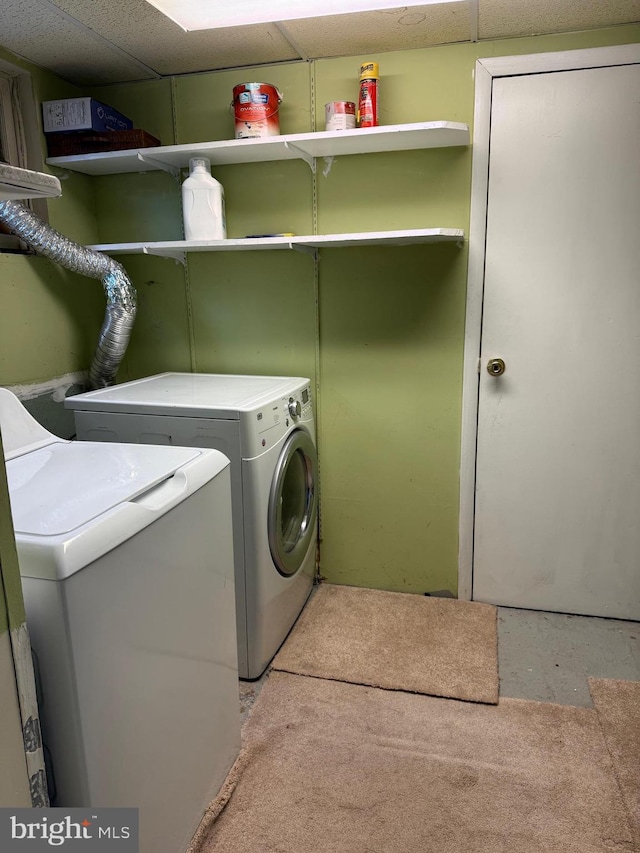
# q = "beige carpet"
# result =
<box><xmin>272</xmin><ymin>583</ymin><xmax>499</xmax><ymax>704</ymax></box>
<box><xmin>191</xmin><ymin>671</ymin><xmax>634</xmax><ymax>853</ymax></box>
<box><xmin>589</xmin><ymin>677</ymin><xmax>640</xmax><ymax>846</ymax></box>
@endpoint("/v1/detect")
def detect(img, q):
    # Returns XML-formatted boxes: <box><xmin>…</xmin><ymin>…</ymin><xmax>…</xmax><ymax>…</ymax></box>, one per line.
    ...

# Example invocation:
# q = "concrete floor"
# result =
<box><xmin>239</xmin><ymin>678</ymin><xmax>267</xmax><ymax>726</ymax></box>
<box><xmin>239</xmin><ymin>605</ymin><xmax>640</xmax><ymax>722</ymax></box>
<box><xmin>497</xmin><ymin>606</ymin><xmax>640</xmax><ymax>707</ymax></box>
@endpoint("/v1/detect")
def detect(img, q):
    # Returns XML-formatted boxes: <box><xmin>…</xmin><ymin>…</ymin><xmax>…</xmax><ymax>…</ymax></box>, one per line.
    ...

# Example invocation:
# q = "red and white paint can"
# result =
<box><xmin>325</xmin><ymin>101</ymin><xmax>356</xmax><ymax>132</ymax></box>
<box><xmin>233</xmin><ymin>82</ymin><xmax>283</xmax><ymax>139</ymax></box>
<box><xmin>357</xmin><ymin>61</ymin><xmax>379</xmax><ymax>128</ymax></box>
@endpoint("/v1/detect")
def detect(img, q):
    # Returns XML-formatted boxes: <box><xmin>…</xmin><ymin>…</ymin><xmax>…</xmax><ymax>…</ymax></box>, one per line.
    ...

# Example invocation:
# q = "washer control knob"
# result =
<box><xmin>288</xmin><ymin>397</ymin><xmax>301</xmax><ymax>419</ymax></box>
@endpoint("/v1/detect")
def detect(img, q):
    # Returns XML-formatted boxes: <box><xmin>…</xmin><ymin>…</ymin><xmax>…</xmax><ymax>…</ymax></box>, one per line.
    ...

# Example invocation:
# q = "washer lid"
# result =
<box><xmin>7</xmin><ymin>441</ymin><xmax>201</xmax><ymax>536</ymax></box>
<box><xmin>0</xmin><ymin>388</ymin><xmax>58</xmax><ymax>457</ymax></box>
<box><xmin>64</xmin><ymin>372</ymin><xmax>309</xmax><ymax>418</ymax></box>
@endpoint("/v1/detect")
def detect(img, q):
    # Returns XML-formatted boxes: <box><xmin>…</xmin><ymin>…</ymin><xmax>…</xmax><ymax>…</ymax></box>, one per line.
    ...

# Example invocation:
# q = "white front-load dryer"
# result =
<box><xmin>65</xmin><ymin>373</ymin><xmax>318</xmax><ymax>679</ymax></box>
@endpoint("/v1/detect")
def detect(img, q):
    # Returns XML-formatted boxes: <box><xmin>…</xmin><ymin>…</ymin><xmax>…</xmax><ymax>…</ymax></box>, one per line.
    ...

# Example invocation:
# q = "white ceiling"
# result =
<box><xmin>1</xmin><ymin>0</ymin><xmax>639</xmax><ymax>86</ymax></box>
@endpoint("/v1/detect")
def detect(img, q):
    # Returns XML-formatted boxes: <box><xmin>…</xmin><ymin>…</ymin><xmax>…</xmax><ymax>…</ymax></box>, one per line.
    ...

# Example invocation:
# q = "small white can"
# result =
<box><xmin>325</xmin><ymin>101</ymin><xmax>356</xmax><ymax>132</ymax></box>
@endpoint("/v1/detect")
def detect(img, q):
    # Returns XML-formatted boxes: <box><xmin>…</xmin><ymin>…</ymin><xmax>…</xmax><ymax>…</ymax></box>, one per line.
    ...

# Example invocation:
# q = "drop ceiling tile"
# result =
<box><xmin>3</xmin><ymin>0</ymin><xmax>638</xmax><ymax>89</ymax></box>
<box><xmin>479</xmin><ymin>0</ymin><xmax>640</xmax><ymax>40</ymax></box>
<box><xmin>0</xmin><ymin>0</ymin><xmax>157</xmax><ymax>85</ymax></box>
<box><xmin>280</xmin><ymin>2</ymin><xmax>471</xmax><ymax>59</ymax></box>
<box><xmin>124</xmin><ymin>26</ymin><xmax>302</xmax><ymax>75</ymax></box>
<box><xmin>50</xmin><ymin>0</ymin><xmax>301</xmax><ymax>75</ymax></box>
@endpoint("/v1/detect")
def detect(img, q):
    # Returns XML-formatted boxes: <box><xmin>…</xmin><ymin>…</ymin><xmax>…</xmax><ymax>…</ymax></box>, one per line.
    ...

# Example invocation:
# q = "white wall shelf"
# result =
<box><xmin>51</xmin><ymin>122</ymin><xmax>469</xmax><ymax>258</ymax></box>
<box><xmin>0</xmin><ymin>163</ymin><xmax>61</xmax><ymax>200</ymax></box>
<box><xmin>90</xmin><ymin>228</ymin><xmax>465</xmax><ymax>261</ymax></box>
<box><xmin>46</xmin><ymin>121</ymin><xmax>470</xmax><ymax>176</ymax></box>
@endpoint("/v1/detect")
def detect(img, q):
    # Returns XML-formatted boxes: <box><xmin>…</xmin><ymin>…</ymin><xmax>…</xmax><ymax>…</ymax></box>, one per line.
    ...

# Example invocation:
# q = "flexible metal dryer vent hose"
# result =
<box><xmin>0</xmin><ymin>199</ymin><xmax>136</xmax><ymax>389</ymax></box>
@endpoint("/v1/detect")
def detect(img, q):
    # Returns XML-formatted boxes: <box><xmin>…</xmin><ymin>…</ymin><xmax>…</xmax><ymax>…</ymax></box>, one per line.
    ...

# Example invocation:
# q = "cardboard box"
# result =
<box><xmin>46</xmin><ymin>129</ymin><xmax>161</xmax><ymax>157</ymax></box>
<box><xmin>42</xmin><ymin>98</ymin><xmax>133</xmax><ymax>133</ymax></box>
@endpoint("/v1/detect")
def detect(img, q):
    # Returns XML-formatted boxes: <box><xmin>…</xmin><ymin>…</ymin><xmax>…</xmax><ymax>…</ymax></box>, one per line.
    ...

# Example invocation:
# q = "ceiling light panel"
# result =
<box><xmin>144</xmin><ymin>0</ymin><xmax>463</xmax><ymax>31</ymax></box>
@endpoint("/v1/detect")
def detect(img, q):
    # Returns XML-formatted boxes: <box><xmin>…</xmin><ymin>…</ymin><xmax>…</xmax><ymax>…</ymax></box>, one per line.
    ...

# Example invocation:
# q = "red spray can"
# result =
<box><xmin>357</xmin><ymin>61</ymin><xmax>379</xmax><ymax>128</ymax></box>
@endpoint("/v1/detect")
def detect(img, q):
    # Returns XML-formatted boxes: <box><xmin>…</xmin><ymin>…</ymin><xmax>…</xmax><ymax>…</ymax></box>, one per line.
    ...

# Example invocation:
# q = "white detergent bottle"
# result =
<box><xmin>182</xmin><ymin>156</ymin><xmax>226</xmax><ymax>241</ymax></box>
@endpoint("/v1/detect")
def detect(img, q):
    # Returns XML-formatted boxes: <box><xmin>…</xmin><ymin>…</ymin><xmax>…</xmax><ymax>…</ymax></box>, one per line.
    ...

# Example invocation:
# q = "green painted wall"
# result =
<box><xmin>312</xmin><ymin>24</ymin><xmax>638</xmax><ymax>592</ymax></box>
<box><xmin>89</xmin><ymin>24</ymin><xmax>639</xmax><ymax>596</ymax></box>
<box><xmin>0</xmin><ymin>254</ymin><xmax>104</xmax><ymax>384</ymax></box>
<box><xmin>1</xmin><ymin>25</ymin><xmax>638</xmax><ymax>601</ymax></box>
<box><xmin>0</xmin><ymin>431</ymin><xmax>25</xmax><ymax>633</ymax></box>
<box><xmin>0</xmin><ymin>49</ymin><xmax>107</xmax><ymax>640</ymax></box>
<box><xmin>317</xmin><ymin>243</ymin><xmax>466</xmax><ymax>591</ymax></box>
<box><xmin>0</xmin><ymin>46</ymin><xmax>105</xmax><ymax>388</ymax></box>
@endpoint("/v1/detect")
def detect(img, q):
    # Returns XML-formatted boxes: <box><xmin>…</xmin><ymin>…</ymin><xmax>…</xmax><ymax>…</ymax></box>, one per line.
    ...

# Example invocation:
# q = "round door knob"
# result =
<box><xmin>288</xmin><ymin>397</ymin><xmax>302</xmax><ymax>418</ymax></box>
<box><xmin>487</xmin><ymin>358</ymin><xmax>506</xmax><ymax>377</ymax></box>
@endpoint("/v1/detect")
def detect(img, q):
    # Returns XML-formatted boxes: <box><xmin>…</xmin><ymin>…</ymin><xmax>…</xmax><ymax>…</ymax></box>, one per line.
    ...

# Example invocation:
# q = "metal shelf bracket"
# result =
<box><xmin>143</xmin><ymin>245</ymin><xmax>186</xmax><ymax>265</ymax></box>
<box><xmin>137</xmin><ymin>152</ymin><xmax>181</xmax><ymax>180</ymax></box>
<box><xmin>290</xmin><ymin>242</ymin><xmax>317</xmax><ymax>257</ymax></box>
<box><xmin>283</xmin><ymin>142</ymin><xmax>316</xmax><ymax>173</ymax></box>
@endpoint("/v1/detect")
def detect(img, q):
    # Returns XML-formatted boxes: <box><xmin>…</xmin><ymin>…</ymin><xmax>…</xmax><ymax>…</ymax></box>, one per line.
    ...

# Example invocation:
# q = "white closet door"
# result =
<box><xmin>473</xmin><ymin>62</ymin><xmax>640</xmax><ymax>619</ymax></box>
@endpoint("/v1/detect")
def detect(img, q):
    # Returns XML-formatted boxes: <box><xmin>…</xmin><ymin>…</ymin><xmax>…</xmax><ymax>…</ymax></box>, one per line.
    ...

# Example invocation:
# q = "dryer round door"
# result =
<box><xmin>268</xmin><ymin>428</ymin><xmax>318</xmax><ymax>577</ymax></box>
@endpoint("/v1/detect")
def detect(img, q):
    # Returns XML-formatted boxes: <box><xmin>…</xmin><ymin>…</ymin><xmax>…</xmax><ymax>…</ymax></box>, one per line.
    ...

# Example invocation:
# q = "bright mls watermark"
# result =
<box><xmin>0</xmin><ymin>809</ymin><xmax>138</xmax><ymax>851</ymax></box>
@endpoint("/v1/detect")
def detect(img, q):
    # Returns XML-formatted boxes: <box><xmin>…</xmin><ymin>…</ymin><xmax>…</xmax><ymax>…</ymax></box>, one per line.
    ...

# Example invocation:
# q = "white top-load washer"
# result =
<box><xmin>65</xmin><ymin>373</ymin><xmax>318</xmax><ymax>679</ymax></box>
<box><xmin>0</xmin><ymin>388</ymin><xmax>240</xmax><ymax>853</ymax></box>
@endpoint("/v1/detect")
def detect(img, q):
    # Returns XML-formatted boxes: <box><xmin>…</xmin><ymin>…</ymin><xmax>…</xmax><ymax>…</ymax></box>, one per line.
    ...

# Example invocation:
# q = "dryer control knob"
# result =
<box><xmin>288</xmin><ymin>397</ymin><xmax>301</xmax><ymax>418</ymax></box>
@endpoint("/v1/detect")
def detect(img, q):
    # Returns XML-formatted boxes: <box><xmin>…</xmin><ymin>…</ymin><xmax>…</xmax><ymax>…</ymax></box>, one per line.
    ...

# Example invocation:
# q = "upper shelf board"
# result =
<box><xmin>0</xmin><ymin>163</ymin><xmax>61</xmax><ymax>200</ymax></box>
<box><xmin>46</xmin><ymin>122</ymin><xmax>470</xmax><ymax>176</ymax></box>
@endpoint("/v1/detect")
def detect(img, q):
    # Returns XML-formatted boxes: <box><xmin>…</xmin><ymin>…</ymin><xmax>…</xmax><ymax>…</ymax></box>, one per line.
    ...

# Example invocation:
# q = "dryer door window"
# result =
<box><xmin>268</xmin><ymin>429</ymin><xmax>318</xmax><ymax>577</ymax></box>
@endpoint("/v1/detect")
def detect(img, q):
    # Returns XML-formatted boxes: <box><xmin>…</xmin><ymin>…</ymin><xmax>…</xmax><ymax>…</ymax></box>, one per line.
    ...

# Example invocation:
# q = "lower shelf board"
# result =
<box><xmin>88</xmin><ymin>228</ymin><xmax>465</xmax><ymax>259</ymax></box>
